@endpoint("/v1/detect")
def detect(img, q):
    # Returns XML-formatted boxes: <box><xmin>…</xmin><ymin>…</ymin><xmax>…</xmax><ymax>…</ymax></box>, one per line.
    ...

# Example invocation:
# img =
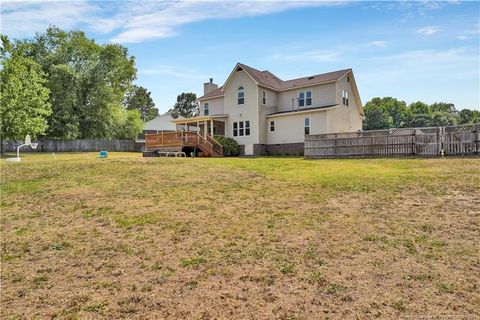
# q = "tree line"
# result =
<box><xmin>0</xmin><ymin>27</ymin><xmax>159</xmax><ymax>144</ymax></box>
<box><xmin>363</xmin><ymin>97</ymin><xmax>479</xmax><ymax>130</ymax></box>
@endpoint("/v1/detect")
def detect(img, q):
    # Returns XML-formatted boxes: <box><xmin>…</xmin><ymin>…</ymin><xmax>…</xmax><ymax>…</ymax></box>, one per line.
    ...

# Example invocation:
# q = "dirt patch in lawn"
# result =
<box><xmin>1</xmin><ymin>155</ymin><xmax>479</xmax><ymax>319</ymax></box>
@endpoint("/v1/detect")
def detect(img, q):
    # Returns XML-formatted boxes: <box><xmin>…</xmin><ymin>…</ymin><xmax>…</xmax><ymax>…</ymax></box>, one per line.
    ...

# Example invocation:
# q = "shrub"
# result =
<box><xmin>214</xmin><ymin>136</ymin><xmax>240</xmax><ymax>156</ymax></box>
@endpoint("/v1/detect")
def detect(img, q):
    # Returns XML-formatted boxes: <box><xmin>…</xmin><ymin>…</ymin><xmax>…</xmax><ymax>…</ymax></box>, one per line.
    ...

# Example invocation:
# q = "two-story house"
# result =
<box><xmin>172</xmin><ymin>63</ymin><xmax>364</xmax><ymax>156</ymax></box>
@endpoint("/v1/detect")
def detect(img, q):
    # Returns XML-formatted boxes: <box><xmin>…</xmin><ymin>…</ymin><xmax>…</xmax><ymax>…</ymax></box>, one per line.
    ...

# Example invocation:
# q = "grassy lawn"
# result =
<box><xmin>1</xmin><ymin>153</ymin><xmax>479</xmax><ymax>319</ymax></box>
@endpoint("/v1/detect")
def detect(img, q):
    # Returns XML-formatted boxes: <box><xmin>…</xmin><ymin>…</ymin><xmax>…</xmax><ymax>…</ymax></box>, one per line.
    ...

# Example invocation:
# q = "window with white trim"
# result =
<box><xmin>232</xmin><ymin>121</ymin><xmax>250</xmax><ymax>137</ymax></box>
<box><xmin>298</xmin><ymin>90</ymin><xmax>312</xmax><ymax>108</ymax></box>
<box><xmin>270</xmin><ymin>120</ymin><xmax>275</xmax><ymax>132</ymax></box>
<box><xmin>204</xmin><ymin>103</ymin><xmax>209</xmax><ymax>116</ymax></box>
<box><xmin>233</xmin><ymin>122</ymin><xmax>238</xmax><ymax>136</ymax></box>
<box><xmin>342</xmin><ymin>90</ymin><xmax>349</xmax><ymax>106</ymax></box>
<box><xmin>262</xmin><ymin>91</ymin><xmax>266</xmax><ymax>105</ymax></box>
<box><xmin>304</xmin><ymin>117</ymin><xmax>310</xmax><ymax>135</ymax></box>
<box><xmin>238</xmin><ymin>86</ymin><xmax>245</xmax><ymax>105</ymax></box>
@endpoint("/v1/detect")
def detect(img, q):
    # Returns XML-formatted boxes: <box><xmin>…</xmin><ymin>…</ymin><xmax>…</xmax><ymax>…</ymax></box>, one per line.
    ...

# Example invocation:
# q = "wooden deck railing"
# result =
<box><xmin>145</xmin><ymin>131</ymin><xmax>223</xmax><ymax>157</ymax></box>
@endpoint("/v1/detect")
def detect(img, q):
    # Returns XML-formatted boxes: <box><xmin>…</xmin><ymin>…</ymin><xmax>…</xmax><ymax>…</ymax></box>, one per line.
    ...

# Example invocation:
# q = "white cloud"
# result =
<box><xmin>0</xmin><ymin>0</ymin><xmax>347</xmax><ymax>43</ymax></box>
<box><xmin>1</xmin><ymin>1</ymin><xmax>100</xmax><ymax>38</ymax></box>
<box><xmin>416</xmin><ymin>26</ymin><xmax>442</xmax><ymax>35</ymax></box>
<box><xmin>368</xmin><ymin>40</ymin><xmax>388</xmax><ymax>48</ymax></box>
<box><xmin>271</xmin><ymin>49</ymin><xmax>340</xmax><ymax>62</ymax></box>
<box><xmin>109</xmin><ymin>1</ymin><xmax>346</xmax><ymax>43</ymax></box>
<box><xmin>457</xmin><ymin>23</ymin><xmax>480</xmax><ymax>41</ymax></box>
<box><xmin>139</xmin><ymin>65</ymin><xmax>206</xmax><ymax>81</ymax></box>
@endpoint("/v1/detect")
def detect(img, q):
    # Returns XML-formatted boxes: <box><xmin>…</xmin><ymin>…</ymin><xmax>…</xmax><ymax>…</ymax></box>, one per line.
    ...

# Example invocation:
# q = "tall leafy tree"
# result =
<box><xmin>115</xmin><ymin>109</ymin><xmax>144</xmax><ymax>139</ymax></box>
<box><xmin>363</xmin><ymin>98</ymin><xmax>393</xmax><ymax>130</ymax></box>
<box><xmin>170</xmin><ymin>92</ymin><xmax>198</xmax><ymax>118</ymax></box>
<box><xmin>458</xmin><ymin>109</ymin><xmax>480</xmax><ymax>124</ymax></box>
<box><xmin>0</xmin><ymin>46</ymin><xmax>51</xmax><ymax>150</ymax></box>
<box><xmin>123</xmin><ymin>85</ymin><xmax>158</xmax><ymax>121</ymax></box>
<box><xmin>12</xmin><ymin>27</ymin><xmax>141</xmax><ymax>139</ymax></box>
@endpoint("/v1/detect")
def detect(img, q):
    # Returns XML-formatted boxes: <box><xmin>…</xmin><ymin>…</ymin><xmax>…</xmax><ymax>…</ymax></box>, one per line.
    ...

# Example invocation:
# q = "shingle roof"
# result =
<box><xmin>200</xmin><ymin>86</ymin><xmax>224</xmax><ymax>99</ymax></box>
<box><xmin>198</xmin><ymin>63</ymin><xmax>351</xmax><ymax>100</ymax></box>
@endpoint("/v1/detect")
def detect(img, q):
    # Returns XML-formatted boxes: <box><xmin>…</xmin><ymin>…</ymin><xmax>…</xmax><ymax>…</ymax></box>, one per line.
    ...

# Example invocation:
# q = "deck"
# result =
<box><xmin>144</xmin><ymin>131</ymin><xmax>223</xmax><ymax>157</ymax></box>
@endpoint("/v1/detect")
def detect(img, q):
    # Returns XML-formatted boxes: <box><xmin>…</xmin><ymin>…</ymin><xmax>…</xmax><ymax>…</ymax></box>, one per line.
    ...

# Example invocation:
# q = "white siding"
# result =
<box><xmin>199</xmin><ymin>96</ymin><xmax>224</xmax><ymax>116</ymax></box>
<box><xmin>258</xmin><ymin>87</ymin><xmax>278</xmax><ymax>144</ymax></box>
<box><xmin>267</xmin><ymin>110</ymin><xmax>328</xmax><ymax>144</ymax></box>
<box><xmin>332</xmin><ymin>73</ymin><xmax>363</xmax><ymax>132</ymax></box>
<box><xmin>223</xmin><ymin>70</ymin><xmax>259</xmax><ymax>145</ymax></box>
<box><xmin>277</xmin><ymin>82</ymin><xmax>337</xmax><ymax>113</ymax></box>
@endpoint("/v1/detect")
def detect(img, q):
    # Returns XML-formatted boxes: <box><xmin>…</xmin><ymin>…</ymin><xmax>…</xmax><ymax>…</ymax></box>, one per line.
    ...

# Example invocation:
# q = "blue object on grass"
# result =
<box><xmin>98</xmin><ymin>151</ymin><xmax>108</xmax><ymax>158</ymax></box>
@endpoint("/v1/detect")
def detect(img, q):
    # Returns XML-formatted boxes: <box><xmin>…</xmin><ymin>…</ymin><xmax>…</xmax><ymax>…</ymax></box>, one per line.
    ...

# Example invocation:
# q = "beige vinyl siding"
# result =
<box><xmin>199</xmin><ymin>96</ymin><xmax>224</xmax><ymax>116</ymax></box>
<box><xmin>223</xmin><ymin>70</ymin><xmax>259</xmax><ymax>145</ymax></box>
<box><xmin>277</xmin><ymin>82</ymin><xmax>336</xmax><ymax>113</ymax></box>
<box><xmin>334</xmin><ymin>73</ymin><xmax>362</xmax><ymax>131</ymax></box>
<box><xmin>326</xmin><ymin>105</ymin><xmax>362</xmax><ymax>132</ymax></box>
<box><xmin>258</xmin><ymin>87</ymin><xmax>278</xmax><ymax>144</ymax></box>
<box><xmin>267</xmin><ymin>110</ymin><xmax>328</xmax><ymax>144</ymax></box>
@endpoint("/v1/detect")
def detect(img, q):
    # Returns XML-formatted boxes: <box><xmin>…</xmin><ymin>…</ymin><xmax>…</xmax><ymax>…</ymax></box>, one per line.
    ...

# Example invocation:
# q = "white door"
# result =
<box><xmin>244</xmin><ymin>144</ymin><xmax>254</xmax><ymax>156</ymax></box>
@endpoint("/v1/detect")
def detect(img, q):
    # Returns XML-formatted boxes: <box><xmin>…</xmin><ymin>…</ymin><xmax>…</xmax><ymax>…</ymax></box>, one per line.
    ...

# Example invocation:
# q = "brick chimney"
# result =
<box><xmin>203</xmin><ymin>78</ymin><xmax>218</xmax><ymax>95</ymax></box>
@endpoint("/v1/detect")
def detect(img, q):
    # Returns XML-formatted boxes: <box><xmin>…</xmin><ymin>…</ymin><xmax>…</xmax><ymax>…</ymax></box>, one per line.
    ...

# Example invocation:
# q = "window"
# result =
<box><xmin>306</xmin><ymin>90</ymin><xmax>312</xmax><ymax>106</ymax></box>
<box><xmin>270</xmin><ymin>120</ymin><xmax>275</xmax><ymax>132</ymax></box>
<box><xmin>233</xmin><ymin>122</ymin><xmax>238</xmax><ymax>136</ymax></box>
<box><xmin>262</xmin><ymin>91</ymin><xmax>266</xmax><ymax>105</ymax></box>
<box><xmin>204</xmin><ymin>103</ymin><xmax>209</xmax><ymax>116</ymax></box>
<box><xmin>298</xmin><ymin>92</ymin><xmax>305</xmax><ymax>107</ymax></box>
<box><xmin>298</xmin><ymin>90</ymin><xmax>312</xmax><ymax>108</ymax></box>
<box><xmin>238</xmin><ymin>86</ymin><xmax>245</xmax><ymax>105</ymax></box>
<box><xmin>347</xmin><ymin>76</ymin><xmax>350</xmax><ymax>83</ymax></box>
<box><xmin>304</xmin><ymin>117</ymin><xmax>310</xmax><ymax>135</ymax></box>
<box><xmin>342</xmin><ymin>90</ymin><xmax>349</xmax><ymax>106</ymax></box>
<box><xmin>232</xmin><ymin>121</ymin><xmax>250</xmax><ymax>137</ymax></box>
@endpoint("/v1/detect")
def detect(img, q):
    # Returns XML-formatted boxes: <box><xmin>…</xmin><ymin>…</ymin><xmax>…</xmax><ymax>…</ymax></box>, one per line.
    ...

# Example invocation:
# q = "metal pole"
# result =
<box><xmin>17</xmin><ymin>144</ymin><xmax>27</xmax><ymax>159</ymax></box>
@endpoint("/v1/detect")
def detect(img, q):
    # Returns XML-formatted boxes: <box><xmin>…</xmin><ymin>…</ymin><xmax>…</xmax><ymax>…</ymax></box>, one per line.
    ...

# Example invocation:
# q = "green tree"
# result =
<box><xmin>458</xmin><ymin>109</ymin><xmax>480</xmax><ymax>124</ymax></box>
<box><xmin>115</xmin><ymin>109</ymin><xmax>143</xmax><ymax>139</ymax></box>
<box><xmin>363</xmin><ymin>98</ymin><xmax>393</xmax><ymax>130</ymax></box>
<box><xmin>123</xmin><ymin>85</ymin><xmax>158</xmax><ymax>121</ymax></box>
<box><xmin>14</xmin><ymin>27</ymin><xmax>137</xmax><ymax>139</ymax></box>
<box><xmin>46</xmin><ymin>64</ymin><xmax>80</xmax><ymax>138</ymax></box>
<box><xmin>0</xmin><ymin>50</ymin><xmax>51</xmax><ymax>150</ymax></box>
<box><xmin>170</xmin><ymin>92</ymin><xmax>198</xmax><ymax>118</ymax></box>
<box><xmin>405</xmin><ymin>101</ymin><xmax>431</xmax><ymax>127</ymax></box>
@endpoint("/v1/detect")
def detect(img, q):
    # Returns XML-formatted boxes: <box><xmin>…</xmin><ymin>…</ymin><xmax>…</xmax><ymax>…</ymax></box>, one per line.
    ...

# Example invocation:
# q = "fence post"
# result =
<box><xmin>474</xmin><ymin>125</ymin><xmax>479</xmax><ymax>155</ymax></box>
<box><xmin>412</xmin><ymin>130</ymin><xmax>416</xmax><ymax>155</ymax></box>
<box><xmin>439</xmin><ymin>127</ymin><xmax>444</xmax><ymax>156</ymax></box>
<box><xmin>333</xmin><ymin>133</ymin><xmax>337</xmax><ymax>157</ymax></box>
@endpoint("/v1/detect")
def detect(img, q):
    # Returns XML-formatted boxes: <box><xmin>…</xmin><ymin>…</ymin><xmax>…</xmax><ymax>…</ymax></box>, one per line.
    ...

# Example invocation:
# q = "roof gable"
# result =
<box><xmin>198</xmin><ymin>63</ymin><xmax>354</xmax><ymax>100</ymax></box>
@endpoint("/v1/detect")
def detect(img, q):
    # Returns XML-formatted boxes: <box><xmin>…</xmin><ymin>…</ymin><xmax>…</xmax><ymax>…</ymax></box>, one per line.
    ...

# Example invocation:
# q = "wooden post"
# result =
<box><xmin>204</xmin><ymin>121</ymin><xmax>207</xmax><ymax>139</ymax></box>
<box><xmin>333</xmin><ymin>134</ymin><xmax>337</xmax><ymax>156</ymax></box>
<box><xmin>210</xmin><ymin>119</ymin><xmax>214</xmax><ymax>136</ymax></box>
<box><xmin>412</xmin><ymin>130</ymin><xmax>416</xmax><ymax>155</ymax></box>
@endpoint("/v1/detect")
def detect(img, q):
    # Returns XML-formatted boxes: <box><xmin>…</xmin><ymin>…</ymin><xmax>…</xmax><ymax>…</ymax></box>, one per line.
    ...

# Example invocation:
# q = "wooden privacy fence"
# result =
<box><xmin>1</xmin><ymin>139</ymin><xmax>140</xmax><ymax>153</ymax></box>
<box><xmin>304</xmin><ymin>124</ymin><xmax>480</xmax><ymax>158</ymax></box>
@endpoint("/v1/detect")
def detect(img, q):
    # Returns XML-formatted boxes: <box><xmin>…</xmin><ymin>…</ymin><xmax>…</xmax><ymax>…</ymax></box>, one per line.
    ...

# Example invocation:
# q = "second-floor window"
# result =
<box><xmin>298</xmin><ymin>90</ymin><xmax>312</xmax><ymax>108</ymax></box>
<box><xmin>204</xmin><ymin>103</ymin><xmax>209</xmax><ymax>116</ymax></box>
<box><xmin>270</xmin><ymin>120</ymin><xmax>275</xmax><ymax>132</ymax></box>
<box><xmin>342</xmin><ymin>90</ymin><xmax>349</xmax><ymax>106</ymax></box>
<box><xmin>262</xmin><ymin>91</ymin><xmax>266</xmax><ymax>105</ymax></box>
<box><xmin>233</xmin><ymin>121</ymin><xmax>250</xmax><ymax>137</ymax></box>
<box><xmin>238</xmin><ymin>86</ymin><xmax>245</xmax><ymax>105</ymax></box>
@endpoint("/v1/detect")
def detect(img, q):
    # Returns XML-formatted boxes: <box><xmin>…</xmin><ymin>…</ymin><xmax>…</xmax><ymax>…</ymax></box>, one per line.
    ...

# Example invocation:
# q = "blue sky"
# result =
<box><xmin>2</xmin><ymin>0</ymin><xmax>479</xmax><ymax>113</ymax></box>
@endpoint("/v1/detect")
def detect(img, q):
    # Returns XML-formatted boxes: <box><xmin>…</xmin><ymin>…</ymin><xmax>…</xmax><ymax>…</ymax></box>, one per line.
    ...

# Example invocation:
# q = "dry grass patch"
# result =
<box><xmin>1</xmin><ymin>153</ymin><xmax>479</xmax><ymax>319</ymax></box>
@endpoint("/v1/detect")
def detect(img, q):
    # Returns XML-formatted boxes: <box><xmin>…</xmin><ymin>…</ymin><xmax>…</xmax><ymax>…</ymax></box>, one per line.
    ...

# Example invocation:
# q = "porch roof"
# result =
<box><xmin>171</xmin><ymin>114</ymin><xmax>229</xmax><ymax>124</ymax></box>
